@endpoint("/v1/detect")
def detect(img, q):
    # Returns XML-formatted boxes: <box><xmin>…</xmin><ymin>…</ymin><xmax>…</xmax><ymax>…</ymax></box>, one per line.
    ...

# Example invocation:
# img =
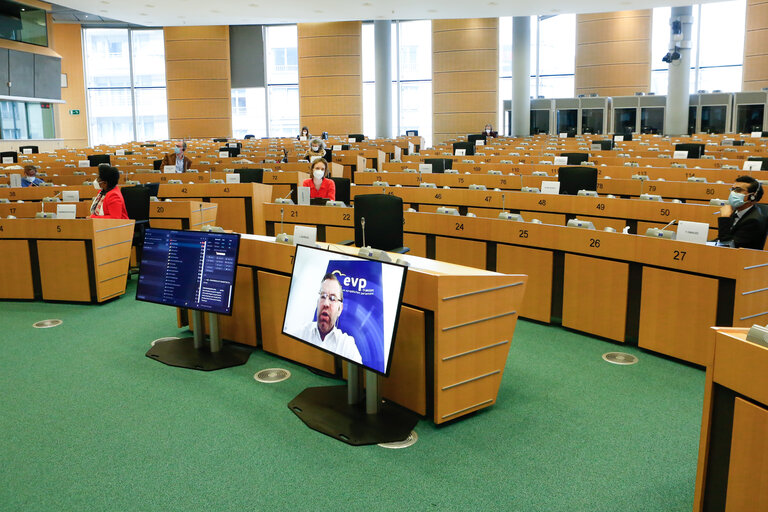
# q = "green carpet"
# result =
<box><xmin>0</xmin><ymin>282</ymin><xmax>704</xmax><ymax>511</ymax></box>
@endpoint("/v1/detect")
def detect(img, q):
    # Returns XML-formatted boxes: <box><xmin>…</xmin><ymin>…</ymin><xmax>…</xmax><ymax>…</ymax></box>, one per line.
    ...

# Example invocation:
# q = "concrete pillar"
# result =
<box><xmin>374</xmin><ymin>20</ymin><xmax>392</xmax><ymax>138</ymax></box>
<box><xmin>665</xmin><ymin>6</ymin><xmax>693</xmax><ymax>135</ymax></box>
<box><xmin>511</xmin><ymin>16</ymin><xmax>531</xmax><ymax>137</ymax></box>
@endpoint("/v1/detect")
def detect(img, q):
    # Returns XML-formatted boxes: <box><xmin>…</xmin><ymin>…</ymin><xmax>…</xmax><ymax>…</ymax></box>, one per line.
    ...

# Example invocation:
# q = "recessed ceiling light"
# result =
<box><xmin>489</xmin><ymin>1</ymin><xmax>498</xmax><ymax>4</ymax></box>
<box><xmin>145</xmin><ymin>4</ymin><xmax>154</xmax><ymax>7</ymax></box>
<box><xmin>249</xmin><ymin>3</ymin><xmax>258</xmax><ymax>6</ymax></box>
<box><xmin>212</xmin><ymin>9</ymin><xmax>220</xmax><ymax>13</ymax></box>
<box><xmin>427</xmin><ymin>9</ymin><xmax>437</xmax><ymax>12</ymax></box>
<box><xmin>101</xmin><ymin>1</ymin><xmax>109</xmax><ymax>3</ymax></box>
<box><xmin>314</xmin><ymin>9</ymin><xmax>323</xmax><ymax>12</ymax></box>
<box><xmin>362</xmin><ymin>1</ymin><xmax>371</xmax><ymax>5</ymax></box>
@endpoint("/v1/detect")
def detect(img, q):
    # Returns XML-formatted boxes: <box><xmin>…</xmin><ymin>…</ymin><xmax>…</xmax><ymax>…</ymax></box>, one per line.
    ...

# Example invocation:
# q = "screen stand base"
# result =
<box><xmin>288</xmin><ymin>365</ymin><xmax>418</xmax><ymax>446</ymax></box>
<box><xmin>145</xmin><ymin>311</ymin><xmax>249</xmax><ymax>371</ymax></box>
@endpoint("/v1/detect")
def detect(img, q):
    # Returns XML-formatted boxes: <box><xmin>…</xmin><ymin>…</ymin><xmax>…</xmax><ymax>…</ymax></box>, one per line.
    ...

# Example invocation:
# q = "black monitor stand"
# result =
<box><xmin>145</xmin><ymin>310</ymin><xmax>250</xmax><ymax>371</ymax></box>
<box><xmin>288</xmin><ymin>363</ymin><xmax>419</xmax><ymax>445</ymax></box>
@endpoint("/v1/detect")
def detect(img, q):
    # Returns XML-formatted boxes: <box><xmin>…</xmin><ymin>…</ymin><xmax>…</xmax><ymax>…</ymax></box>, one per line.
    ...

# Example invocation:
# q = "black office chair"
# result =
<box><xmin>235</xmin><ymin>168</ymin><xmax>263</xmax><ymax>183</ymax></box>
<box><xmin>558</xmin><ymin>167</ymin><xmax>598</xmax><ymax>195</ymax></box>
<box><xmin>19</xmin><ymin>145</ymin><xmax>38</xmax><ymax>154</ymax></box>
<box><xmin>88</xmin><ymin>154</ymin><xmax>111</xmax><ymax>167</ymax></box>
<box><xmin>615</xmin><ymin>132</ymin><xmax>633</xmax><ymax>141</ymax></box>
<box><xmin>144</xmin><ymin>182</ymin><xmax>160</xmax><ymax>197</ymax></box>
<box><xmin>560</xmin><ymin>152</ymin><xmax>590</xmax><ymax>165</ymax></box>
<box><xmin>121</xmin><ymin>186</ymin><xmax>151</xmax><ymax>275</ymax></box>
<box><xmin>348</xmin><ymin>134</ymin><xmax>365</xmax><ymax>142</ymax></box>
<box><xmin>452</xmin><ymin>141</ymin><xmax>475</xmax><ymax>156</ymax></box>
<box><xmin>747</xmin><ymin>157</ymin><xmax>768</xmax><ymax>170</ymax></box>
<box><xmin>424</xmin><ymin>158</ymin><xmax>453</xmax><ymax>173</ymax></box>
<box><xmin>352</xmin><ymin>194</ymin><xmax>409</xmax><ymax>254</ymax></box>
<box><xmin>0</xmin><ymin>151</ymin><xmax>18</xmax><ymax>163</ymax></box>
<box><xmin>405</xmin><ymin>130</ymin><xmax>419</xmax><ymax>136</ymax></box>
<box><xmin>153</xmin><ymin>159</ymin><xmax>163</xmax><ymax>171</ymax></box>
<box><xmin>219</xmin><ymin>146</ymin><xmax>240</xmax><ymax>157</ymax></box>
<box><xmin>244</xmin><ymin>134</ymin><xmax>255</xmax><ymax>139</ymax></box>
<box><xmin>330</xmin><ymin>177</ymin><xmax>350</xmax><ymax>206</ymax></box>
<box><xmin>594</xmin><ymin>140</ymin><xmax>614</xmax><ymax>150</ymax></box>
<box><xmin>675</xmin><ymin>143</ymin><xmax>705</xmax><ymax>159</ymax></box>
<box><xmin>213</xmin><ymin>138</ymin><xmax>228</xmax><ymax>143</ymax></box>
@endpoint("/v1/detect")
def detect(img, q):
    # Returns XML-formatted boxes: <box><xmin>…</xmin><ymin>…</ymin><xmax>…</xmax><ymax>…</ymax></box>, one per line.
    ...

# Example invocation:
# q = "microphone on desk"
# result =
<box><xmin>275</xmin><ymin>189</ymin><xmax>294</xmax><ymax>205</ymax></box>
<box><xmin>502</xmin><ymin>193</ymin><xmax>506</xmax><ymax>213</ymax></box>
<box><xmin>276</xmin><ymin>206</ymin><xmax>293</xmax><ymax>245</ymax></box>
<box><xmin>357</xmin><ymin>216</ymin><xmax>391</xmax><ymax>263</ymax></box>
<box><xmin>661</xmin><ymin>219</ymin><xmax>677</xmax><ymax>231</ymax></box>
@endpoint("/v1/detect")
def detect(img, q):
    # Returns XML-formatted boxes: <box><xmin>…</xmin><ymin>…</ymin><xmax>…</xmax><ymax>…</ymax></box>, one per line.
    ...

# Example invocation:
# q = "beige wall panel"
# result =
<box><xmin>433</xmin><ymin>71</ymin><xmax>498</xmax><ymax>93</ymax></box>
<box><xmin>434</xmin><ymin>92</ymin><xmax>498</xmax><ymax>113</ymax></box>
<box><xmin>299</xmin><ymin>56</ymin><xmax>361</xmax><ymax>77</ymax></box>
<box><xmin>298</xmin><ymin>36</ymin><xmax>361</xmax><ymax>58</ymax></box>
<box><xmin>744</xmin><ymin>79</ymin><xmax>768</xmax><ymax>90</ymax></box>
<box><xmin>300</xmin><ymin>96</ymin><xmax>361</xmax><ymax>116</ymax></box>
<box><xmin>300</xmin><ymin>76</ymin><xmax>361</xmax><ymax>96</ymax></box>
<box><xmin>435</xmin><ymin>113</ymin><xmax>497</xmax><ymax>131</ymax></box>
<box><xmin>164</xmin><ymin>26</ymin><xmax>228</xmax><ymax>41</ymax></box>
<box><xmin>169</xmin><ymin>119</ymin><xmax>231</xmax><ymax>138</ymax></box>
<box><xmin>166</xmin><ymin>80</ymin><xmax>230</xmax><ymax>100</ymax></box>
<box><xmin>51</xmin><ymin>23</ymin><xmax>88</xmax><ymax>145</ymax></box>
<box><xmin>167</xmin><ymin>99</ymin><xmax>232</xmax><ymax>120</ymax></box>
<box><xmin>577</xmin><ymin>16</ymin><xmax>651</xmax><ymax>44</ymax></box>
<box><xmin>301</xmin><ymin>116</ymin><xmax>361</xmax><ymax>134</ymax></box>
<box><xmin>580</xmin><ymin>10</ymin><xmax>651</xmax><ymax>22</ymax></box>
<box><xmin>165</xmin><ymin>40</ymin><xmax>229</xmax><ymax>60</ymax></box>
<box><xmin>299</xmin><ymin>21</ymin><xmax>361</xmax><ymax>38</ymax></box>
<box><xmin>576</xmin><ymin>64</ymin><xmax>650</xmax><ymax>88</ymax></box>
<box><xmin>745</xmin><ymin>29</ymin><xmax>768</xmax><ymax>55</ymax></box>
<box><xmin>433</xmin><ymin>18</ymin><xmax>498</xmax><ymax>31</ymax></box>
<box><xmin>576</xmin><ymin>41</ymin><xmax>650</xmax><ymax>66</ymax></box>
<box><xmin>744</xmin><ymin>55</ymin><xmax>768</xmax><ymax>81</ymax></box>
<box><xmin>433</xmin><ymin>30</ymin><xmax>497</xmax><ymax>53</ymax></box>
<box><xmin>166</xmin><ymin>60</ymin><xmax>230</xmax><ymax>81</ymax></box>
<box><xmin>433</xmin><ymin>50</ymin><xmax>497</xmax><ymax>73</ymax></box>
<box><xmin>746</xmin><ymin>2</ymin><xmax>768</xmax><ymax>31</ymax></box>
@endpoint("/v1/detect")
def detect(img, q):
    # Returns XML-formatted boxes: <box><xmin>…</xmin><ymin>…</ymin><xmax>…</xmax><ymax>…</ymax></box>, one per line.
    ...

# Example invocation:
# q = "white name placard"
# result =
<box><xmin>219</xmin><ymin>151</ymin><xmax>229</xmax><ymax>158</ymax></box>
<box><xmin>475</xmin><ymin>139</ymin><xmax>485</xmax><ymax>146</ymax></box>
<box><xmin>115</xmin><ymin>149</ymin><xmax>125</xmax><ymax>156</ymax></box>
<box><xmin>743</xmin><ymin>160</ymin><xmax>762</xmax><ymax>171</ymax></box>
<box><xmin>751</xmin><ymin>131</ymin><xmax>762</xmax><ymax>138</ymax></box>
<box><xmin>676</xmin><ymin>220</ymin><xmax>709</xmax><ymax>244</ymax></box>
<box><xmin>163</xmin><ymin>165</ymin><xmax>177</xmax><ymax>173</ymax></box>
<box><xmin>61</xmin><ymin>190</ymin><xmax>80</xmax><ymax>202</ymax></box>
<box><xmin>78</xmin><ymin>160</ymin><xmax>90</xmax><ymax>167</ymax></box>
<box><xmin>559</xmin><ymin>133</ymin><xmax>568</xmax><ymax>139</ymax></box>
<box><xmin>541</xmin><ymin>181</ymin><xmax>561</xmax><ymax>195</ymax></box>
<box><xmin>455</xmin><ymin>149</ymin><xmax>466</xmax><ymax>156</ymax></box>
<box><xmin>225</xmin><ymin>173</ymin><xmax>240</xmax><ymax>184</ymax></box>
<box><xmin>418</xmin><ymin>163</ymin><xmax>433</xmax><ymax>173</ymax></box>
<box><xmin>614</xmin><ymin>135</ymin><xmax>624</xmax><ymax>142</ymax></box>
<box><xmin>553</xmin><ymin>156</ymin><xmax>568</xmax><ymax>165</ymax></box>
<box><xmin>673</xmin><ymin>150</ymin><xmax>688</xmax><ymax>159</ymax></box>
<box><xmin>333</xmin><ymin>145</ymin><xmax>342</xmax><ymax>151</ymax></box>
<box><xmin>297</xmin><ymin>186</ymin><xmax>310</xmax><ymax>205</ymax></box>
<box><xmin>56</xmin><ymin>204</ymin><xmax>77</xmax><ymax>219</ymax></box>
<box><xmin>9</xmin><ymin>174</ymin><xmax>21</xmax><ymax>187</ymax></box>
<box><xmin>22</xmin><ymin>148</ymin><xmax>32</xmax><ymax>154</ymax></box>
<box><xmin>293</xmin><ymin>225</ymin><xmax>317</xmax><ymax>246</ymax></box>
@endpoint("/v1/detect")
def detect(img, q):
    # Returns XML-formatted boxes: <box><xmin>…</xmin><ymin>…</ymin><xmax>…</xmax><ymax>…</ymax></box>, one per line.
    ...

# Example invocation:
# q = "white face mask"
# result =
<box><xmin>313</xmin><ymin>170</ymin><xmax>325</xmax><ymax>180</ymax></box>
<box><xmin>93</xmin><ymin>179</ymin><xmax>100</xmax><ymax>190</ymax></box>
<box><xmin>485</xmin><ymin>129</ymin><xmax>491</xmax><ymax>134</ymax></box>
<box><xmin>311</xmin><ymin>146</ymin><xmax>319</xmax><ymax>152</ymax></box>
<box><xmin>25</xmin><ymin>175</ymin><xmax>35</xmax><ymax>182</ymax></box>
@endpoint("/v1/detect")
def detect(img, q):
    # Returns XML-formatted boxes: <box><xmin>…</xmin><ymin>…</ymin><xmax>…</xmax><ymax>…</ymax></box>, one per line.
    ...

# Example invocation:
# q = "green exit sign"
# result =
<box><xmin>69</xmin><ymin>109</ymin><xmax>80</xmax><ymax>115</ymax></box>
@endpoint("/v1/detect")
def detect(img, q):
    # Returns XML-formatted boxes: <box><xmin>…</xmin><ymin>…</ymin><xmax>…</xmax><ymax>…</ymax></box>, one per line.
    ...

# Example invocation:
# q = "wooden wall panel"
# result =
<box><xmin>574</xmin><ymin>11</ymin><xmax>651</xmax><ymax>97</ymax></box>
<box><xmin>745</xmin><ymin>0</ymin><xmax>768</xmax><ymax>90</ymax></box>
<box><xmin>50</xmin><ymin>22</ymin><xmax>88</xmax><ymax>148</ymax></box>
<box><xmin>298</xmin><ymin>22</ymin><xmax>362</xmax><ymax>136</ymax></box>
<box><xmin>433</xmin><ymin>18</ymin><xmax>498</xmax><ymax>145</ymax></box>
<box><xmin>164</xmin><ymin>26</ymin><xmax>232</xmax><ymax>139</ymax></box>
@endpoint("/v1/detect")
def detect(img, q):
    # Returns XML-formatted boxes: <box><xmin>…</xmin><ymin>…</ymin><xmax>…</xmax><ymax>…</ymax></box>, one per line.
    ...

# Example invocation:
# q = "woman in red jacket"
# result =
<box><xmin>90</xmin><ymin>164</ymin><xmax>129</xmax><ymax>219</ymax></box>
<box><xmin>302</xmin><ymin>158</ymin><xmax>335</xmax><ymax>201</ymax></box>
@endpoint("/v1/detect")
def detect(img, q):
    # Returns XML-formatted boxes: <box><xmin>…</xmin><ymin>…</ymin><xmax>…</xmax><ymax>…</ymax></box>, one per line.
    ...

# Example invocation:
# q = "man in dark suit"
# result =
<box><xmin>717</xmin><ymin>175</ymin><xmax>768</xmax><ymax>249</ymax></box>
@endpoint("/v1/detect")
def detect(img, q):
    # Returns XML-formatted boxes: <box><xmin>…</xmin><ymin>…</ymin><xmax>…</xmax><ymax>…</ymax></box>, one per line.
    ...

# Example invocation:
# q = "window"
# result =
<box><xmin>0</xmin><ymin>101</ymin><xmax>53</xmax><ymax>139</ymax></box>
<box><xmin>651</xmin><ymin>1</ymin><xmax>746</xmax><ymax>94</ymax></box>
<box><xmin>265</xmin><ymin>25</ymin><xmax>299</xmax><ymax>137</ymax></box>
<box><xmin>362</xmin><ymin>20</ymin><xmax>432</xmax><ymax>148</ymax></box>
<box><xmin>83</xmin><ymin>28</ymin><xmax>168</xmax><ymax>145</ymax></box>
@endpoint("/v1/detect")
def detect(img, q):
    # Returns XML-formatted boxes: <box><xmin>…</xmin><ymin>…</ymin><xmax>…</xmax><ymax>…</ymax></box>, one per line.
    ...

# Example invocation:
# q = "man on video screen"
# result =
<box><xmin>299</xmin><ymin>273</ymin><xmax>362</xmax><ymax>364</ymax></box>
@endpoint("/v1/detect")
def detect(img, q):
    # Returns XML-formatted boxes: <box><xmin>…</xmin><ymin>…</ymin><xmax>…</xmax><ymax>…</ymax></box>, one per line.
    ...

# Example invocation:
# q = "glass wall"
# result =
<box><xmin>362</xmin><ymin>20</ymin><xmax>432</xmax><ymax>148</ymax></box>
<box><xmin>265</xmin><ymin>25</ymin><xmax>299</xmax><ymax>137</ymax></box>
<box><xmin>651</xmin><ymin>1</ymin><xmax>746</xmax><ymax>94</ymax></box>
<box><xmin>83</xmin><ymin>28</ymin><xmax>168</xmax><ymax>145</ymax></box>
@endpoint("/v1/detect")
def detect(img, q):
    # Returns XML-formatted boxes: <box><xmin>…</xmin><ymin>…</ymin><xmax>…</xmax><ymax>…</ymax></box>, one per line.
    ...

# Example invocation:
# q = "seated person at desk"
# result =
<box><xmin>302</xmin><ymin>158</ymin><xmax>335</xmax><ymax>201</ymax></box>
<box><xmin>484</xmin><ymin>123</ymin><xmax>498</xmax><ymax>138</ymax></box>
<box><xmin>715</xmin><ymin>175</ymin><xmax>768</xmax><ymax>249</ymax></box>
<box><xmin>90</xmin><ymin>164</ymin><xmax>129</xmax><ymax>219</ymax></box>
<box><xmin>298</xmin><ymin>273</ymin><xmax>361</xmax><ymax>364</ymax></box>
<box><xmin>298</xmin><ymin>126</ymin><xmax>310</xmax><ymax>140</ymax></box>
<box><xmin>161</xmin><ymin>141</ymin><xmax>193</xmax><ymax>172</ymax></box>
<box><xmin>304</xmin><ymin>138</ymin><xmax>327</xmax><ymax>162</ymax></box>
<box><xmin>21</xmin><ymin>165</ymin><xmax>45</xmax><ymax>187</ymax></box>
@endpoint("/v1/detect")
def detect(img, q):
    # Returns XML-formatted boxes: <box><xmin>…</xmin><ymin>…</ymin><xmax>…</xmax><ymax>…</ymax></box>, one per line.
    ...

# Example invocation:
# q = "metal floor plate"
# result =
<box><xmin>254</xmin><ymin>368</ymin><xmax>291</xmax><ymax>383</ymax></box>
<box><xmin>378</xmin><ymin>430</ymin><xmax>418</xmax><ymax>449</ymax></box>
<box><xmin>602</xmin><ymin>352</ymin><xmax>639</xmax><ymax>365</ymax></box>
<box><xmin>33</xmin><ymin>319</ymin><xmax>62</xmax><ymax>328</ymax></box>
<box><xmin>150</xmin><ymin>337</ymin><xmax>180</xmax><ymax>347</ymax></box>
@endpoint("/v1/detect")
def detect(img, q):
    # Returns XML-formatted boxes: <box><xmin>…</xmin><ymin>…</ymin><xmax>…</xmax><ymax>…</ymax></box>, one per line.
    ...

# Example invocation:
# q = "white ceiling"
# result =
<box><xmin>51</xmin><ymin>0</ymin><xmax>706</xmax><ymax>27</ymax></box>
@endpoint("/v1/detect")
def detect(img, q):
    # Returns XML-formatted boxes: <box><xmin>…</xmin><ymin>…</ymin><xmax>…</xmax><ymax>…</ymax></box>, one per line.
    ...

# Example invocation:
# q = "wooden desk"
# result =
<box><xmin>0</xmin><ymin>218</ymin><xmax>135</xmax><ymax>302</ymax></box>
<box><xmin>149</xmin><ymin>201</ymin><xmax>217</xmax><ymax>230</ymax></box>
<box><xmin>694</xmin><ymin>327</ymin><xmax>768</xmax><ymax>511</ymax></box>
<box><xmin>261</xmin><ymin>204</ymin><xmax>768</xmax><ymax>367</ymax></box>
<box><xmin>190</xmin><ymin>236</ymin><xmax>527</xmax><ymax>424</ymax></box>
<box><xmin>156</xmin><ymin>183</ymin><xmax>272</xmax><ymax>234</ymax></box>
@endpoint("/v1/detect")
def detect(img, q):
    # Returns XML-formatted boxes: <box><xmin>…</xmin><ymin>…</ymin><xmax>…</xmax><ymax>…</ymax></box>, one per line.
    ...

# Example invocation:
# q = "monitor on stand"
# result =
<box><xmin>138</xmin><ymin>228</ymin><xmax>247</xmax><ymax>371</ymax></box>
<box><xmin>282</xmin><ymin>244</ymin><xmax>415</xmax><ymax>445</ymax></box>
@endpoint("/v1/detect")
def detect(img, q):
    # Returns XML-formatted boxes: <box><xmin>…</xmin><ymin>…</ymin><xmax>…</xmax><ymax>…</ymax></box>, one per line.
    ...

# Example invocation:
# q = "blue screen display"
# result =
<box><xmin>136</xmin><ymin>228</ymin><xmax>240</xmax><ymax>315</ymax></box>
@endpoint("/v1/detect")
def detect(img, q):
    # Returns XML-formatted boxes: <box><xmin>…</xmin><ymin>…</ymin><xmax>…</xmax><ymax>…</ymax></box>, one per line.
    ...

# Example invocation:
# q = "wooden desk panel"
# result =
<box><xmin>37</xmin><ymin>240</ymin><xmax>91</xmax><ymax>302</ymax></box>
<box><xmin>209</xmin><ymin>197</ymin><xmax>247</xmax><ymax>233</ymax></box>
<box><xmin>562</xmin><ymin>254</ymin><xmax>629</xmax><ymax>342</ymax></box>
<box><xmin>496</xmin><ymin>245</ymin><xmax>553</xmax><ymax>323</ymax></box>
<box><xmin>379</xmin><ymin>306</ymin><xmax>427</xmax><ymax>415</ymax></box>
<box><xmin>435</xmin><ymin>236</ymin><xmax>486</xmax><ymax>269</ymax></box>
<box><xmin>0</xmin><ymin>239</ymin><xmax>34</xmax><ymax>299</ymax></box>
<box><xmin>403</xmin><ymin>233</ymin><xmax>427</xmax><ymax>258</ymax></box>
<box><xmin>724</xmin><ymin>398</ymin><xmax>768</xmax><ymax>512</ymax></box>
<box><xmin>638</xmin><ymin>268</ymin><xmax>719</xmax><ymax>365</ymax></box>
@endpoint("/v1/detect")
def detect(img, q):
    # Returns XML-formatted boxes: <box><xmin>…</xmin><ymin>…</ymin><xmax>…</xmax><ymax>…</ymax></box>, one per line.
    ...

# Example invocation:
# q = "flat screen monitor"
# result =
<box><xmin>234</xmin><ymin>168</ymin><xmax>263</xmax><ymax>183</ymax></box>
<box><xmin>558</xmin><ymin>166</ymin><xmax>598</xmax><ymax>195</ymax></box>
<box><xmin>136</xmin><ymin>228</ymin><xmax>240</xmax><ymax>315</ymax></box>
<box><xmin>282</xmin><ymin>244</ymin><xmax>408</xmax><ymax>376</ymax></box>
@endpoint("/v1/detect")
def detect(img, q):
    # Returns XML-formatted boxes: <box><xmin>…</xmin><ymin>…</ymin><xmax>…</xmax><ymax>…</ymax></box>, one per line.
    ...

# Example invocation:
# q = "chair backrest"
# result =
<box><xmin>88</xmin><ymin>154</ymin><xmax>111</xmax><ymax>167</ymax></box>
<box><xmin>353</xmin><ymin>194</ymin><xmax>404</xmax><ymax>251</ymax></box>
<box><xmin>219</xmin><ymin>146</ymin><xmax>240</xmax><ymax>157</ymax></box>
<box><xmin>675</xmin><ymin>143</ymin><xmax>705</xmax><ymax>158</ymax></box>
<box><xmin>0</xmin><ymin>151</ymin><xmax>18</xmax><ymax>163</ymax></box>
<box><xmin>213</xmin><ymin>138</ymin><xmax>228</xmax><ymax>143</ymax></box>
<box><xmin>452</xmin><ymin>141</ymin><xmax>475</xmax><ymax>156</ymax></box>
<box><xmin>153</xmin><ymin>159</ymin><xmax>163</xmax><ymax>170</ymax></box>
<box><xmin>561</xmin><ymin>152</ymin><xmax>589</xmax><ymax>165</ymax></box>
<box><xmin>244</xmin><ymin>134</ymin><xmax>255</xmax><ymax>139</ymax></box>
<box><xmin>405</xmin><ymin>130</ymin><xmax>418</xmax><ymax>136</ymax></box>
<box><xmin>467</xmin><ymin>134</ymin><xmax>486</xmax><ymax>146</ymax></box>
<box><xmin>19</xmin><ymin>145</ymin><xmax>38</xmax><ymax>154</ymax></box>
<box><xmin>423</xmin><ymin>158</ymin><xmax>453</xmax><ymax>173</ymax></box>
<box><xmin>120</xmin><ymin>186</ymin><xmax>151</xmax><ymax>222</ymax></box>
<box><xmin>558</xmin><ymin>166</ymin><xmax>598</xmax><ymax>195</ymax></box>
<box><xmin>144</xmin><ymin>182</ymin><xmax>160</xmax><ymax>197</ymax></box>
<box><xmin>347</xmin><ymin>134</ymin><xmax>364</xmax><ymax>142</ymax></box>
<box><xmin>330</xmin><ymin>177</ymin><xmax>350</xmax><ymax>205</ymax></box>
<box><xmin>748</xmin><ymin>156</ymin><xmax>768</xmax><ymax>170</ymax></box>
<box><xmin>235</xmin><ymin>168</ymin><xmax>263</xmax><ymax>183</ymax></box>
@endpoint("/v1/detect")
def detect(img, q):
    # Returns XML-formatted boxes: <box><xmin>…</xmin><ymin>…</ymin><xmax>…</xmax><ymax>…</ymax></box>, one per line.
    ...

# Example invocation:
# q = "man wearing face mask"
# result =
<box><xmin>716</xmin><ymin>175</ymin><xmax>768</xmax><ymax>249</ymax></box>
<box><xmin>161</xmin><ymin>140</ymin><xmax>193</xmax><ymax>172</ymax></box>
<box><xmin>21</xmin><ymin>165</ymin><xmax>45</xmax><ymax>187</ymax></box>
<box><xmin>302</xmin><ymin>158</ymin><xmax>335</xmax><ymax>201</ymax></box>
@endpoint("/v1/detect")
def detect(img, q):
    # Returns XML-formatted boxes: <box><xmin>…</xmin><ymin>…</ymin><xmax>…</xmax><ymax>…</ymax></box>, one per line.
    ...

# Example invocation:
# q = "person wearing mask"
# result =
<box><xmin>304</xmin><ymin>138</ymin><xmax>327</xmax><ymax>162</ymax></box>
<box><xmin>716</xmin><ymin>175</ymin><xmax>768</xmax><ymax>249</ymax></box>
<box><xmin>302</xmin><ymin>158</ymin><xmax>335</xmax><ymax>201</ymax></box>
<box><xmin>483</xmin><ymin>123</ymin><xmax>498</xmax><ymax>138</ymax></box>
<box><xmin>90</xmin><ymin>164</ymin><xmax>129</xmax><ymax>219</ymax></box>
<box><xmin>161</xmin><ymin>140</ymin><xmax>193</xmax><ymax>172</ymax></box>
<box><xmin>21</xmin><ymin>165</ymin><xmax>45</xmax><ymax>187</ymax></box>
<box><xmin>298</xmin><ymin>126</ymin><xmax>310</xmax><ymax>140</ymax></box>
